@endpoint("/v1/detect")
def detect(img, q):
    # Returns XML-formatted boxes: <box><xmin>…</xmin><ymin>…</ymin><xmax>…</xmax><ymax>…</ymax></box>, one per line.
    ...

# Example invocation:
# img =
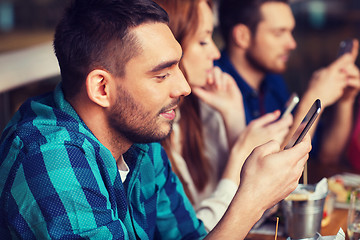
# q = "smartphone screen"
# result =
<box><xmin>337</xmin><ymin>39</ymin><xmax>353</xmax><ymax>58</ymax></box>
<box><xmin>285</xmin><ymin>99</ymin><xmax>321</xmax><ymax>149</ymax></box>
<box><xmin>281</xmin><ymin>93</ymin><xmax>299</xmax><ymax>119</ymax></box>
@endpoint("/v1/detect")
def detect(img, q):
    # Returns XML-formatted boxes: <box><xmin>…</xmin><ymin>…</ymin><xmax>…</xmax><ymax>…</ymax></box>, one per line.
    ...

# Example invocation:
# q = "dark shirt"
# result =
<box><xmin>215</xmin><ymin>50</ymin><xmax>290</xmax><ymax>124</ymax></box>
<box><xmin>215</xmin><ymin>49</ymin><xmax>320</xmax><ymax>155</ymax></box>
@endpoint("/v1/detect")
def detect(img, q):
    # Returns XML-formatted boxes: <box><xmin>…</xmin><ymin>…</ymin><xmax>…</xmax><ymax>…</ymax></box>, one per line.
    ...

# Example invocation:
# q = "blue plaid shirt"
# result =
<box><xmin>0</xmin><ymin>84</ymin><xmax>206</xmax><ymax>239</ymax></box>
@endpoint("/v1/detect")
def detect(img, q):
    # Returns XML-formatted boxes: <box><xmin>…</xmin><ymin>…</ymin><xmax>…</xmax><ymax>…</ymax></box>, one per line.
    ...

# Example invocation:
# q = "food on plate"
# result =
<box><xmin>321</xmin><ymin>210</ymin><xmax>330</xmax><ymax>227</ymax></box>
<box><xmin>321</xmin><ymin>193</ymin><xmax>335</xmax><ymax>227</ymax></box>
<box><xmin>328</xmin><ymin>177</ymin><xmax>351</xmax><ymax>203</ymax></box>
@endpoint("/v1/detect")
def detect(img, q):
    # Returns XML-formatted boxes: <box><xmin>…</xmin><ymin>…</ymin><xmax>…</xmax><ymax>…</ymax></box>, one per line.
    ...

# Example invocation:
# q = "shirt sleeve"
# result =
<box><xmin>4</xmin><ymin>142</ymin><xmax>130</xmax><ymax>239</ymax></box>
<box><xmin>151</xmin><ymin>144</ymin><xmax>207</xmax><ymax>239</ymax></box>
<box><xmin>195</xmin><ymin>179</ymin><xmax>238</xmax><ymax>232</ymax></box>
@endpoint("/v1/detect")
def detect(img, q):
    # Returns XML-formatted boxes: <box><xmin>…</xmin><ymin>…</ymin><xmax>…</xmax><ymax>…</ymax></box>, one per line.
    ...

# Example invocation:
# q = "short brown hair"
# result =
<box><xmin>53</xmin><ymin>0</ymin><xmax>169</xmax><ymax>99</ymax></box>
<box><xmin>219</xmin><ymin>0</ymin><xmax>289</xmax><ymax>45</ymax></box>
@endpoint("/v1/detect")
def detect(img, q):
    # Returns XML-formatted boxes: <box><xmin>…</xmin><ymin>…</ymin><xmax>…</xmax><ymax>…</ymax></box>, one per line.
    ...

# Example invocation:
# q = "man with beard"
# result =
<box><xmin>216</xmin><ymin>0</ymin><xmax>360</xmax><ymax>161</ymax></box>
<box><xmin>0</xmin><ymin>0</ymin><xmax>311</xmax><ymax>239</ymax></box>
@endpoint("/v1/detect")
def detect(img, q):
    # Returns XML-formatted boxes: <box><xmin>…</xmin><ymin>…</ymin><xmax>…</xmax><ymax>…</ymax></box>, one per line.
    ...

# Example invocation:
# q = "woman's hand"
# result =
<box><xmin>192</xmin><ymin>66</ymin><xmax>246</xmax><ymax>147</ymax></box>
<box><xmin>222</xmin><ymin>111</ymin><xmax>293</xmax><ymax>185</ymax></box>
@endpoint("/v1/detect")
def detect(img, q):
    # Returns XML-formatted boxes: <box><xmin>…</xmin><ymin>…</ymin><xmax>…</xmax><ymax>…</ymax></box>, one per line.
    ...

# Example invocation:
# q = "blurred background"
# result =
<box><xmin>0</xmin><ymin>0</ymin><xmax>360</xmax><ymax>132</ymax></box>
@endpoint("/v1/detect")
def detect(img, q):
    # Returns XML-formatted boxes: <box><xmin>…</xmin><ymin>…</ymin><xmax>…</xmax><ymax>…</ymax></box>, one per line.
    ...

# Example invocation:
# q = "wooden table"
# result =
<box><xmin>245</xmin><ymin>208</ymin><xmax>348</xmax><ymax>239</ymax></box>
<box><xmin>321</xmin><ymin>208</ymin><xmax>348</xmax><ymax>236</ymax></box>
<box><xmin>245</xmin><ymin>160</ymin><xmax>354</xmax><ymax>239</ymax></box>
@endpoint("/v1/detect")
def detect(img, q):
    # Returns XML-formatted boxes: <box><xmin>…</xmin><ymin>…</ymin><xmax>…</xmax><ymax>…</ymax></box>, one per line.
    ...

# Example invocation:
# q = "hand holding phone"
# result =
<box><xmin>337</xmin><ymin>39</ymin><xmax>353</xmax><ymax>58</ymax></box>
<box><xmin>285</xmin><ymin>99</ymin><xmax>321</xmax><ymax>149</ymax></box>
<box><xmin>281</xmin><ymin>93</ymin><xmax>299</xmax><ymax>119</ymax></box>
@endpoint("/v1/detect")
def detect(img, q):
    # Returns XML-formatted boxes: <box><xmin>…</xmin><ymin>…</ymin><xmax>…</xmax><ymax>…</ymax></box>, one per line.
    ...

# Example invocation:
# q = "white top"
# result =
<box><xmin>117</xmin><ymin>155</ymin><xmax>130</xmax><ymax>183</ymax></box>
<box><xmin>170</xmin><ymin>100</ymin><xmax>237</xmax><ymax>232</ymax></box>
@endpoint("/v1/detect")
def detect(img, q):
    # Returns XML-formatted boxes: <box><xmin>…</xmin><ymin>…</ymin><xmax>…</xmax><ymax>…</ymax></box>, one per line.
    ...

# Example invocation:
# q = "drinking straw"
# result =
<box><xmin>303</xmin><ymin>162</ymin><xmax>308</xmax><ymax>185</ymax></box>
<box><xmin>275</xmin><ymin>217</ymin><xmax>279</xmax><ymax>240</ymax></box>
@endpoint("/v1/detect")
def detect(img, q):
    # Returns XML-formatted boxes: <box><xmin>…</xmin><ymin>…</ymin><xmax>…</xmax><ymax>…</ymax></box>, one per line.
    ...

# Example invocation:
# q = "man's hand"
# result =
<box><xmin>340</xmin><ymin>62</ymin><xmax>360</xmax><ymax>103</ymax></box>
<box><xmin>239</xmin><ymin>134</ymin><xmax>311</xmax><ymax>212</ymax></box>
<box><xmin>307</xmin><ymin>55</ymin><xmax>351</xmax><ymax>108</ymax></box>
<box><xmin>205</xmin><ymin>135</ymin><xmax>311</xmax><ymax>240</ymax></box>
<box><xmin>307</xmin><ymin>39</ymin><xmax>359</xmax><ymax>108</ymax></box>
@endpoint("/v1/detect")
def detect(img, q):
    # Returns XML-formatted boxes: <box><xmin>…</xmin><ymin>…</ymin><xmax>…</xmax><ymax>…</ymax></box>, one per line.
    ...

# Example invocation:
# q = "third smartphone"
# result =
<box><xmin>281</xmin><ymin>93</ymin><xmax>299</xmax><ymax>119</ymax></box>
<box><xmin>337</xmin><ymin>39</ymin><xmax>353</xmax><ymax>58</ymax></box>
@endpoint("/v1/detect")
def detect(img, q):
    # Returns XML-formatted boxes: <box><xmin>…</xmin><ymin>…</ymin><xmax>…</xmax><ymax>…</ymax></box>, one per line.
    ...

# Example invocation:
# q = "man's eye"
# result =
<box><xmin>200</xmin><ymin>41</ymin><xmax>208</xmax><ymax>46</ymax></box>
<box><xmin>157</xmin><ymin>73</ymin><xmax>170</xmax><ymax>79</ymax></box>
<box><xmin>273</xmin><ymin>30</ymin><xmax>286</xmax><ymax>37</ymax></box>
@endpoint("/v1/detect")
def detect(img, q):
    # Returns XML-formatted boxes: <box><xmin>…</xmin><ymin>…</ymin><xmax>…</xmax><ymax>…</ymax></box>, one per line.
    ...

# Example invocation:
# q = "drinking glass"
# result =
<box><xmin>347</xmin><ymin>188</ymin><xmax>360</xmax><ymax>240</ymax></box>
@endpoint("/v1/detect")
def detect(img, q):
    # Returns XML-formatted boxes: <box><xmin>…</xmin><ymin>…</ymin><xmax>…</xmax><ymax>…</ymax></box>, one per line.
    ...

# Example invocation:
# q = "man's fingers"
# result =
<box><xmin>332</xmin><ymin>54</ymin><xmax>353</xmax><ymax>70</ymax></box>
<box><xmin>251</xmin><ymin>140</ymin><xmax>281</xmax><ymax>158</ymax></box>
<box><xmin>281</xmin><ymin>134</ymin><xmax>312</xmax><ymax>164</ymax></box>
<box><xmin>351</xmin><ymin>39</ymin><xmax>359</xmax><ymax>61</ymax></box>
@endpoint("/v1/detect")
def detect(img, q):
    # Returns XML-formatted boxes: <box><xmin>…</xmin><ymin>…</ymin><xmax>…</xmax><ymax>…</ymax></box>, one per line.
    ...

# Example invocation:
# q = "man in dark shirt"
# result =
<box><xmin>217</xmin><ymin>0</ymin><xmax>360</xmax><ymax>161</ymax></box>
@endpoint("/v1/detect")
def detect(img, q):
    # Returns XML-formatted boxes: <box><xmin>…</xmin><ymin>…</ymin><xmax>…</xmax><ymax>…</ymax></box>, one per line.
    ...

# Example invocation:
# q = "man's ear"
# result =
<box><xmin>232</xmin><ymin>24</ymin><xmax>252</xmax><ymax>49</ymax></box>
<box><xmin>86</xmin><ymin>69</ymin><xmax>113</xmax><ymax>108</ymax></box>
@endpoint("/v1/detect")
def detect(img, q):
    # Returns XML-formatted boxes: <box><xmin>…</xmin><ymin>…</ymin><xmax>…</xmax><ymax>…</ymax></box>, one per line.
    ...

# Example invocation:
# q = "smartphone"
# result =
<box><xmin>285</xmin><ymin>99</ymin><xmax>321</xmax><ymax>148</ymax></box>
<box><xmin>281</xmin><ymin>93</ymin><xmax>299</xmax><ymax>118</ymax></box>
<box><xmin>337</xmin><ymin>39</ymin><xmax>353</xmax><ymax>58</ymax></box>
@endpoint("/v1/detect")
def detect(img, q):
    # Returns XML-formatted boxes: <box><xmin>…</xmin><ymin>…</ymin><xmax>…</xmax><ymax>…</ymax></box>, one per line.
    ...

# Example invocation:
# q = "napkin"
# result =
<box><xmin>310</xmin><ymin>178</ymin><xmax>328</xmax><ymax>200</ymax></box>
<box><xmin>333</xmin><ymin>228</ymin><xmax>346</xmax><ymax>240</ymax></box>
<box><xmin>287</xmin><ymin>178</ymin><xmax>328</xmax><ymax>200</ymax></box>
<box><xmin>286</xmin><ymin>228</ymin><xmax>345</xmax><ymax>240</ymax></box>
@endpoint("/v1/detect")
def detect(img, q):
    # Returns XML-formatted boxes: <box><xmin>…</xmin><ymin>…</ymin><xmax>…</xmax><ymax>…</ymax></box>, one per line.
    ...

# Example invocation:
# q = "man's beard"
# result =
<box><xmin>245</xmin><ymin>48</ymin><xmax>286</xmax><ymax>74</ymax></box>
<box><xmin>107</xmin><ymin>85</ymin><xmax>176</xmax><ymax>144</ymax></box>
<box><xmin>109</xmin><ymin>112</ymin><xmax>174</xmax><ymax>144</ymax></box>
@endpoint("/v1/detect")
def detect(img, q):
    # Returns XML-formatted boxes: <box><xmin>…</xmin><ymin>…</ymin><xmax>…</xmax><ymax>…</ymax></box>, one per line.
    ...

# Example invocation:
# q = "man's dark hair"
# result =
<box><xmin>219</xmin><ymin>0</ymin><xmax>288</xmax><ymax>46</ymax></box>
<box><xmin>53</xmin><ymin>0</ymin><xmax>169</xmax><ymax>99</ymax></box>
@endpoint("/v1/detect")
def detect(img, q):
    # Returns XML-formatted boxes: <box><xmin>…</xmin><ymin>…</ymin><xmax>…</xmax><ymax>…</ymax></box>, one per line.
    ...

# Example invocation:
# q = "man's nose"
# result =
<box><xmin>287</xmin><ymin>34</ymin><xmax>297</xmax><ymax>50</ymax></box>
<box><xmin>171</xmin><ymin>68</ymin><xmax>191</xmax><ymax>98</ymax></box>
